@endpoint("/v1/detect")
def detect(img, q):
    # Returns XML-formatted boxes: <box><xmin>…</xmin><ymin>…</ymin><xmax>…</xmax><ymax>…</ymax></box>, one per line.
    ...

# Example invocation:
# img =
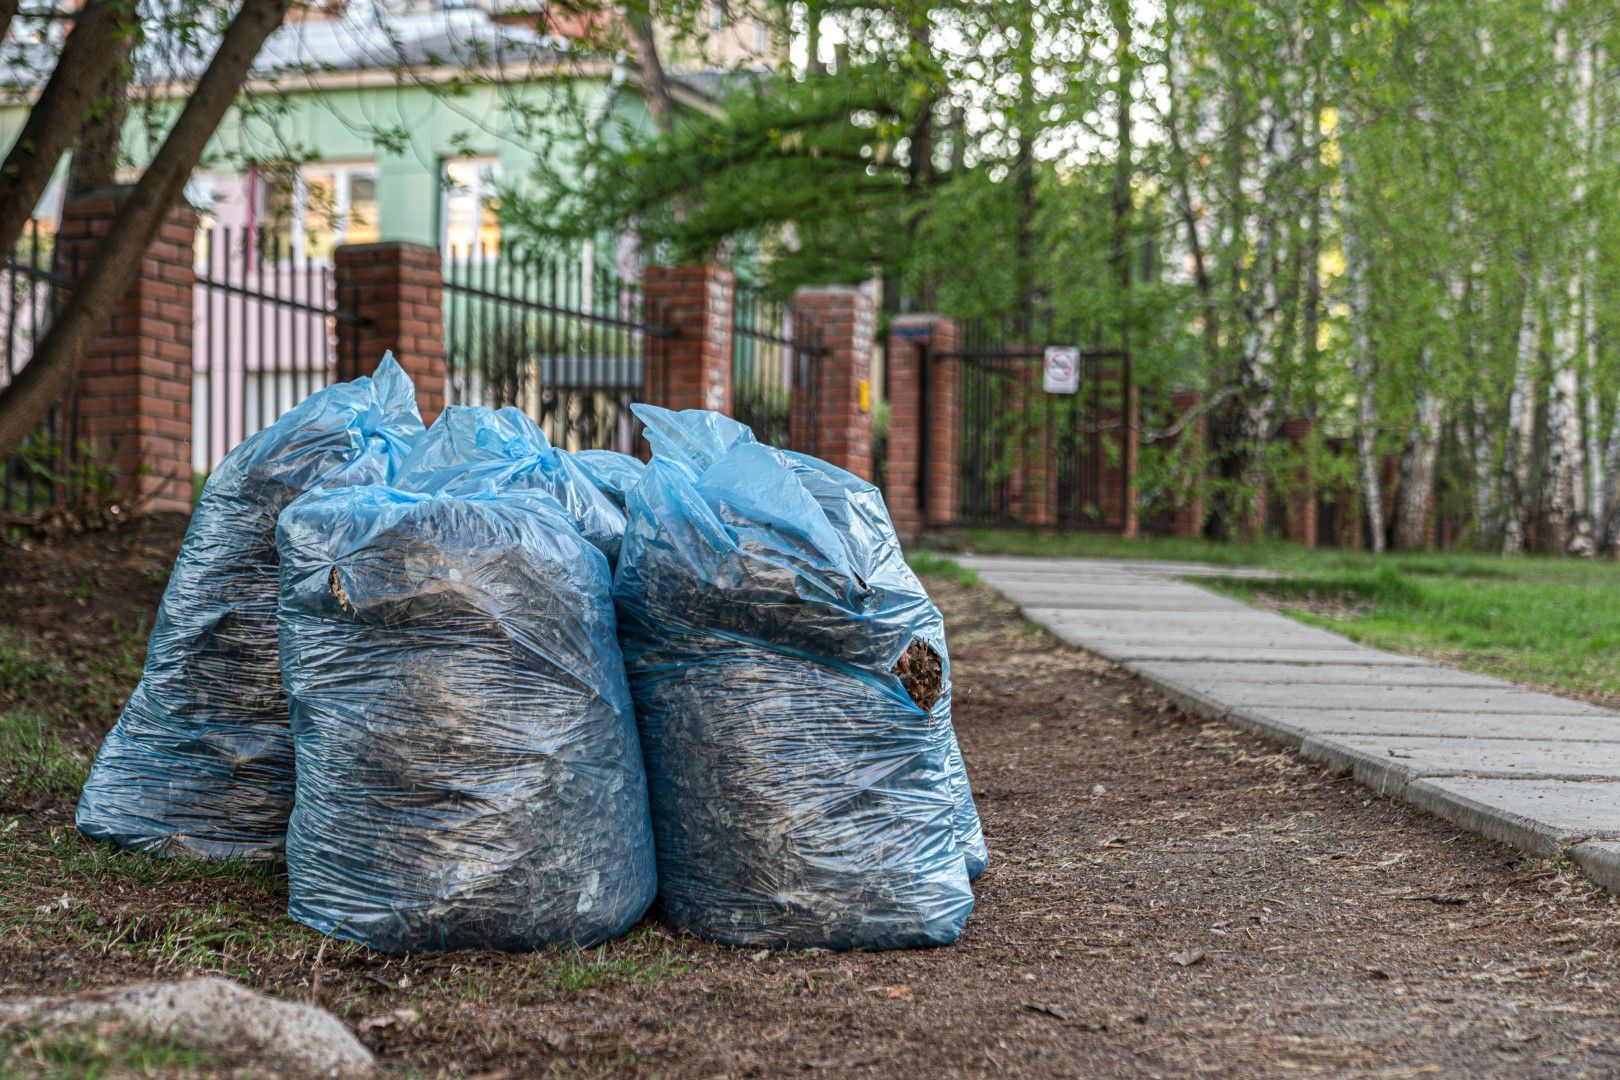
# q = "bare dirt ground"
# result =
<box><xmin>5</xmin><ymin>521</ymin><xmax>1620</xmax><ymax>1076</ymax></box>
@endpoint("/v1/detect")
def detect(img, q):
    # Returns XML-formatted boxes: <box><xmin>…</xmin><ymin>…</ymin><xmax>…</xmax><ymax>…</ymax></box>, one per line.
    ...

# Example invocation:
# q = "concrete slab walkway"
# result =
<box><xmin>957</xmin><ymin>553</ymin><xmax>1620</xmax><ymax>893</ymax></box>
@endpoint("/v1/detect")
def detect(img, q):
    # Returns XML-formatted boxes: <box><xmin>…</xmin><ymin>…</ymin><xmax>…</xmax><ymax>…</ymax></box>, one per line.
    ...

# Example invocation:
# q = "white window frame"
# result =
<box><xmin>440</xmin><ymin>156</ymin><xmax>502</xmax><ymax>258</ymax></box>
<box><xmin>254</xmin><ymin>160</ymin><xmax>378</xmax><ymax>260</ymax></box>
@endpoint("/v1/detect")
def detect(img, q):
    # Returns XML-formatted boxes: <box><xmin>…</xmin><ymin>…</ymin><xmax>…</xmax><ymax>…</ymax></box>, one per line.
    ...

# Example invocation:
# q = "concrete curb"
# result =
<box><xmin>960</xmin><ymin>554</ymin><xmax>1620</xmax><ymax>895</ymax></box>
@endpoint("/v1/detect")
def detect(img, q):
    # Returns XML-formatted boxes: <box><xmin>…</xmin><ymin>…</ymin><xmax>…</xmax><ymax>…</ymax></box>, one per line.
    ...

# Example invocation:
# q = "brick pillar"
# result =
<box><xmin>1279</xmin><ymin>417</ymin><xmax>1318</xmax><ymax>548</ymax></box>
<box><xmin>885</xmin><ymin>315</ymin><xmax>960</xmax><ymax>539</ymax></box>
<box><xmin>790</xmin><ymin>287</ymin><xmax>876</xmax><ymax>480</ymax></box>
<box><xmin>1165</xmin><ymin>389</ymin><xmax>1206</xmax><ymax>538</ymax></box>
<box><xmin>57</xmin><ymin>188</ymin><xmax>195</xmax><ymax>514</ymax></box>
<box><xmin>333</xmin><ymin>242</ymin><xmax>446</xmax><ymax>424</ymax></box>
<box><xmin>1095</xmin><ymin>371</ymin><xmax>1140</xmax><ymax>538</ymax></box>
<box><xmin>643</xmin><ymin>265</ymin><xmax>734</xmax><ymax>415</ymax></box>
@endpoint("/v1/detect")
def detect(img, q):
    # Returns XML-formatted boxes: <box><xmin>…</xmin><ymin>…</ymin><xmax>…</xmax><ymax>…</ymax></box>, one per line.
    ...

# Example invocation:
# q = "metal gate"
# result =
<box><xmin>731</xmin><ymin>287</ymin><xmax>824</xmax><ymax>452</ymax></box>
<box><xmin>193</xmin><ymin>227</ymin><xmax>368</xmax><ymax>472</ymax></box>
<box><xmin>936</xmin><ymin>319</ymin><xmax>1130</xmax><ymax>531</ymax></box>
<box><xmin>442</xmin><ymin>245</ymin><xmax>665</xmax><ymax>454</ymax></box>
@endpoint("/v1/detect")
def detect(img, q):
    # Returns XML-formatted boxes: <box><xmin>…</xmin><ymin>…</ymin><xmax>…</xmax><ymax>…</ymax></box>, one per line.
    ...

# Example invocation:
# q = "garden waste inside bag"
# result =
<box><xmin>614</xmin><ymin>404</ymin><xmax>985</xmax><ymax>950</ymax></box>
<box><xmin>76</xmin><ymin>356</ymin><xmax>423</xmax><ymax>858</ymax></box>
<box><xmin>392</xmin><ymin>404</ymin><xmax>628</xmax><ymax>567</ymax></box>
<box><xmin>276</xmin><ymin>484</ymin><xmax>655</xmax><ymax>953</ymax></box>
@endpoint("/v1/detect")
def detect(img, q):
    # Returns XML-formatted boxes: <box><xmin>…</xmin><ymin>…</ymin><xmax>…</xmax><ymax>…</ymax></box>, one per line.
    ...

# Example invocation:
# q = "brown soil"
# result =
<box><xmin>7</xmin><ymin>522</ymin><xmax>1620</xmax><ymax>1076</ymax></box>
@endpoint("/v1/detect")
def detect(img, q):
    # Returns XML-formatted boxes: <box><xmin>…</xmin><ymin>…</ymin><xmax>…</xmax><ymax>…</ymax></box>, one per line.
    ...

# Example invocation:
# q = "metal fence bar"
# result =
<box><xmin>2</xmin><ymin>220</ymin><xmax>84</xmax><ymax>515</ymax></box>
<box><xmin>731</xmin><ymin>285</ymin><xmax>825</xmax><ymax>452</ymax></box>
<box><xmin>191</xmin><ymin>224</ymin><xmax>364</xmax><ymax>475</ymax></box>
<box><xmin>441</xmin><ymin>245</ymin><xmax>665</xmax><ymax>454</ymax></box>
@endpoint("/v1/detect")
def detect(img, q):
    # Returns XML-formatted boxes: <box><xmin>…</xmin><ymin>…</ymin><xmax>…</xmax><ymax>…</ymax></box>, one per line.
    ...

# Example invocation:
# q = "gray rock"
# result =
<box><xmin>0</xmin><ymin>977</ymin><xmax>373</xmax><ymax>1077</ymax></box>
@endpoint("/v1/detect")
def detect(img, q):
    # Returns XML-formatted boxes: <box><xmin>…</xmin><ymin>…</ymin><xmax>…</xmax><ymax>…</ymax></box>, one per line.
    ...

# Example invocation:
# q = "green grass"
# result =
<box><xmin>0</xmin><ymin>1025</ymin><xmax>218</xmax><ymax>1078</ymax></box>
<box><xmin>0</xmin><ymin>625</ymin><xmax>144</xmax><ymax>727</ymax></box>
<box><xmin>906</xmin><ymin>550</ymin><xmax>980</xmax><ymax>588</ymax></box>
<box><xmin>0</xmin><ymin>712</ymin><xmax>90</xmax><ymax>806</ymax></box>
<box><xmin>938</xmin><ymin>528</ymin><xmax>1620</xmax><ymax>701</ymax></box>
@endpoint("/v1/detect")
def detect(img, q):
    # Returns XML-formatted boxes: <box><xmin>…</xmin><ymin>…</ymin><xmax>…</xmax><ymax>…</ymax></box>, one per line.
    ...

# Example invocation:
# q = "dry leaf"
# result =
<box><xmin>864</xmin><ymin>984</ymin><xmax>913</xmax><ymax>1000</ymax></box>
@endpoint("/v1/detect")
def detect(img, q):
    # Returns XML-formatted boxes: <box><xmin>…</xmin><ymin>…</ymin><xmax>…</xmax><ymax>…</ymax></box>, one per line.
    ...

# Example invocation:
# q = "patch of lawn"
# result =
<box><xmin>940</xmin><ymin>528</ymin><xmax>1620</xmax><ymax>702</ymax></box>
<box><xmin>0</xmin><ymin>627</ymin><xmax>142</xmax><ymax>739</ymax></box>
<box><xmin>0</xmin><ymin>1025</ymin><xmax>218</xmax><ymax>1079</ymax></box>
<box><xmin>906</xmin><ymin>550</ymin><xmax>980</xmax><ymax>588</ymax></box>
<box><xmin>0</xmin><ymin>712</ymin><xmax>90</xmax><ymax>809</ymax></box>
<box><xmin>1203</xmin><ymin>568</ymin><xmax>1620</xmax><ymax>702</ymax></box>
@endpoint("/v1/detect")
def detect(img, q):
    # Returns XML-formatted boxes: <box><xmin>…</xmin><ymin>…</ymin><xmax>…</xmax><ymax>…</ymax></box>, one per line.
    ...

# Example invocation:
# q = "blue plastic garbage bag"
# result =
<box><xmin>614</xmin><ymin>404</ymin><xmax>984</xmax><ymax>950</ymax></box>
<box><xmin>393</xmin><ymin>405</ymin><xmax>626</xmax><ymax>566</ymax></box>
<box><xmin>277</xmin><ymin>485</ymin><xmax>655</xmax><ymax>954</ymax></box>
<box><xmin>76</xmin><ymin>355</ymin><xmax>423</xmax><ymax>858</ymax></box>
<box><xmin>573</xmin><ymin>449</ymin><xmax>645</xmax><ymax>512</ymax></box>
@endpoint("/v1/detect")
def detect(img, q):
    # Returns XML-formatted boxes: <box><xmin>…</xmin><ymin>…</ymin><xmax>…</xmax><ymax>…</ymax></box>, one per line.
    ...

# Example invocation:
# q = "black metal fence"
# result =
<box><xmin>192</xmin><ymin>227</ymin><xmax>366</xmax><ymax>472</ymax></box>
<box><xmin>731</xmin><ymin>287</ymin><xmax>822</xmax><ymax>452</ymax></box>
<box><xmin>2</xmin><ymin>221</ymin><xmax>82</xmax><ymax>515</ymax></box>
<box><xmin>442</xmin><ymin>245</ymin><xmax>662</xmax><ymax>454</ymax></box>
<box><xmin>941</xmin><ymin>316</ymin><xmax>1130</xmax><ymax>531</ymax></box>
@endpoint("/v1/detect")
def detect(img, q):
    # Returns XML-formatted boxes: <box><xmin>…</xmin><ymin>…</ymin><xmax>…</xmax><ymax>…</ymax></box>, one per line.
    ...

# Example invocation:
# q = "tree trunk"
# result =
<box><xmin>1601</xmin><ymin>395</ymin><xmax>1620</xmax><ymax>553</ymax></box>
<box><xmin>1392</xmin><ymin>372</ymin><xmax>1442</xmax><ymax>551</ymax></box>
<box><xmin>1545</xmin><ymin>264</ymin><xmax>1586</xmax><ymax>554</ymax></box>
<box><xmin>0</xmin><ymin>0</ymin><xmax>296</xmax><ymax>461</ymax></box>
<box><xmin>0</xmin><ymin>0</ymin><xmax>132</xmax><ymax>260</ymax></box>
<box><xmin>66</xmin><ymin>19</ymin><xmax>139</xmax><ymax>196</ymax></box>
<box><xmin>1501</xmin><ymin>293</ymin><xmax>1538</xmax><ymax>555</ymax></box>
<box><xmin>1110</xmin><ymin>0</ymin><xmax>1134</xmax><ymax>322</ymax></box>
<box><xmin>625</xmin><ymin>6</ymin><xmax>676</xmax><ymax>135</ymax></box>
<box><xmin>1341</xmin><ymin>117</ymin><xmax>1384</xmax><ymax>552</ymax></box>
<box><xmin>1013</xmin><ymin>6</ymin><xmax>1038</xmax><ymax>331</ymax></box>
<box><xmin>805</xmin><ymin>1</ymin><xmax>825</xmax><ymax>77</ymax></box>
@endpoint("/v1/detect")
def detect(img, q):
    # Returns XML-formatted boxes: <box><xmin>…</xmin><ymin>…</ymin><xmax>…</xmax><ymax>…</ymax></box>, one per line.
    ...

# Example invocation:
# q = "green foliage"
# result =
<box><xmin>515</xmin><ymin>0</ymin><xmax>1620</xmax><ymax>551</ymax></box>
<box><xmin>5</xmin><ymin>432</ymin><xmax>125</xmax><ymax>520</ymax></box>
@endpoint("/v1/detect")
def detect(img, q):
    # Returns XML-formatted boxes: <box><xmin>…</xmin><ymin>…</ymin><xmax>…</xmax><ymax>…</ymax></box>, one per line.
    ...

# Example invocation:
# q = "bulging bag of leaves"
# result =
<box><xmin>277</xmin><ymin>484</ymin><xmax>655</xmax><ymax>954</ymax></box>
<box><xmin>75</xmin><ymin>356</ymin><xmax>423</xmax><ymax>859</ymax></box>
<box><xmin>573</xmin><ymin>449</ymin><xmax>645</xmax><ymax>512</ymax></box>
<box><xmin>615</xmin><ymin>405</ymin><xmax>985</xmax><ymax>951</ymax></box>
<box><xmin>392</xmin><ymin>405</ymin><xmax>627</xmax><ymax>567</ymax></box>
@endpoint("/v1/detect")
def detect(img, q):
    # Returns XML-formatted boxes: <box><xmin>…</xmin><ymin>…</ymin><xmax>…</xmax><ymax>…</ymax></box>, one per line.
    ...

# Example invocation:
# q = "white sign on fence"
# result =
<box><xmin>1042</xmin><ymin>346</ymin><xmax>1080</xmax><ymax>395</ymax></box>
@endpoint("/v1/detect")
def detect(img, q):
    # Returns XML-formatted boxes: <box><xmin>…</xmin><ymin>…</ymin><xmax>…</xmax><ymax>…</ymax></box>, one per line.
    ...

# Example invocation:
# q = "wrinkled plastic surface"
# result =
<box><xmin>614</xmin><ymin>404</ymin><xmax>984</xmax><ymax>950</ymax></box>
<box><xmin>278</xmin><ymin>485</ymin><xmax>655</xmax><ymax>954</ymax></box>
<box><xmin>76</xmin><ymin>356</ymin><xmax>423</xmax><ymax>858</ymax></box>
<box><xmin>393</xmin><ymin>405</ymin><xmax>627</xmax><ymax>566</ymax></box>
<box><xmin>573</xmin><ymin>449</ymin><xmax>645</xmax><ymax>512</ymax></box>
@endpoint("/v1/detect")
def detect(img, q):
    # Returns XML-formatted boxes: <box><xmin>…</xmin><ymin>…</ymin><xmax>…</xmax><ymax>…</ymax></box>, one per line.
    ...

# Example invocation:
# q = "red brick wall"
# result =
<box><xmin>790</xmin><ymin>287</ymin><xmax>875</xmax><ymax>480</ymax></box>
<box><xmin>333</xmin><ymin>243</ymin><xmax>446</xmax><ymax>424</ymax></box>
<box><xmin>643</xmin><ymin>265</ymin><xmax>734</xmax><ymax>415</ymax></box>
<box><xmin>58</xmin><ymin>189</ymin><xmax>195</xmax><ymax>514</ymax></box>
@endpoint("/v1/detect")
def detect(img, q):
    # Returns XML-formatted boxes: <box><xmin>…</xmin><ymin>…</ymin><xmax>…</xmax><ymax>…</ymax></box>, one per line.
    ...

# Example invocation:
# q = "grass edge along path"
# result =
<box><xmin>928</xmin><ymin>528</ymin><xmax>1620</xmax><ymax>706</ymax></box>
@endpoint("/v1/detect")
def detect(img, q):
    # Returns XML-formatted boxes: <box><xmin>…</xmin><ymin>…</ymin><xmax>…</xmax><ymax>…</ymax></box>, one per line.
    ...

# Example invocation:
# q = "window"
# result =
<box><xmin>441</xmin><ymin>158</ymin><xmax>501</xmax><ymax>257</ymax></box>
<box><xmin>253</xmin><ymin>160</ymin><xmax>378</xmax><ymax>261</ymax></box>
<box><xmin>708</xmin><ymin>1</ymin><xmax>726</xmax><ymax>32</ymax></box>
<box><xmin>754</xmin><ymin>18</ymin><xmax>768</xmax><ymax>53</ymax></box>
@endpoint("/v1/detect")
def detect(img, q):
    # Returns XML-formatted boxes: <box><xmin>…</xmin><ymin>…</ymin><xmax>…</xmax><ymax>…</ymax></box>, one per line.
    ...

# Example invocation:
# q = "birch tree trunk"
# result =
<box><xmin>1340</xmin><ymin>111</ymin><xmax>1384</xmax><ymax>553</ymax></box>
<box><xmin>1393</xmin><ymin>367</ymin><xmax>1442</xmax><ymax>551</ymax></box>
<box><xmin>1502</xmin><ymin>292</ymin><xmax>1539</xmax><ymax>555</ymax></box>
